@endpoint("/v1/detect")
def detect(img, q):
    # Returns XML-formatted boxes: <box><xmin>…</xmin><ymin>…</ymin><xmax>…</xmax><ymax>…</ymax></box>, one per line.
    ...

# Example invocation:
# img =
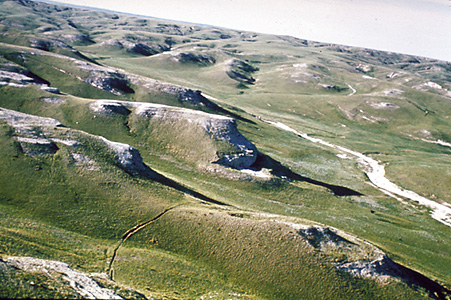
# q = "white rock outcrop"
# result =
<box><xmin>0</xmin><ymin>107</ymin><xmax>62</xmax><ymax>129</ymax></box>
<box><xmin>127</xmin><ymin>74</ymin><xmax>220</xmax><ymax>109</ymax></box>
<box><xmin>335</xmin><ymin>254</ymin><xmax>397</xmax><ymax>282</ymax></box>
<box><xmin>2</xmin><ymin>256</ymin><xmax>122</xmax><ymax>299</ymax></box>
<box><xmin>0</xmin><ymin>107</ymin><xmax>150</xmax><ymax>174</ymax></box>
<box><xmin>0</xmin><ymin>107</ymin><xmax>63</xmax><ymax>156</ymax></box>
<box><xmin>90</xmin><ymin>100</ymin><xmax>258</xmax><ymax>169</ymax></box>
<box><xmin>98</xmin><ymin>136</ymin><xmax>150</xmax><ymax>174</ymax></box>
<box><xmin>0</xmin><ymin>64</ymin><xmax>59</xmax><ymax>93</ymax></box>
<box><xmin>294</xmin><ymin>224</ymin><xmax>403</xmax><ymax>283</ymax></box>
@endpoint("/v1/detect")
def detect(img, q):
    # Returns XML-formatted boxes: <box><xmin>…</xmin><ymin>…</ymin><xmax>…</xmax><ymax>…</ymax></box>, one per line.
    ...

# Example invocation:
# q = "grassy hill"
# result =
<box><xmin>1</xmin><ymin>0</ymin><xmax>450</xmax><ymax>299</ymax></box>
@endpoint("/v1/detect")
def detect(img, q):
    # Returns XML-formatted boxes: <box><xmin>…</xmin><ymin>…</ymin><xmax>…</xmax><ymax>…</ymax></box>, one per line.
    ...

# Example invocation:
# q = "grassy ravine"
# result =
<box><xmin>1</xmin><ymin>0</ymin><xmax>451</xmax><ymax>299</ymax></box>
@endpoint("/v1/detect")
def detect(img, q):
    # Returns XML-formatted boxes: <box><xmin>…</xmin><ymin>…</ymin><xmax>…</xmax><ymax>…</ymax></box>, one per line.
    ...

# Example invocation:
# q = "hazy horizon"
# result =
<box><xmin>36</xmin><ymin>0</ymin><xmax>451</xmax><ymax>62</ymax></box>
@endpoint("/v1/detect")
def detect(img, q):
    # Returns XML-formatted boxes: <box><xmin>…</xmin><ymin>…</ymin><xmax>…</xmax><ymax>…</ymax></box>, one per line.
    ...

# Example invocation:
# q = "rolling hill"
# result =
<box><xmin>0</xmin><ymin>0</ymin><xmax>450</xmax><ymax>299</ymax></box>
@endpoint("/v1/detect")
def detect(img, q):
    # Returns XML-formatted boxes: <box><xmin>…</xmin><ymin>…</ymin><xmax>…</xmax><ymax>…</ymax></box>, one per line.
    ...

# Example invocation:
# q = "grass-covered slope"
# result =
<box><xmin>1</xmin><ymin>0</ymin><xmax>451</xmax><ymax>299</ymax></box>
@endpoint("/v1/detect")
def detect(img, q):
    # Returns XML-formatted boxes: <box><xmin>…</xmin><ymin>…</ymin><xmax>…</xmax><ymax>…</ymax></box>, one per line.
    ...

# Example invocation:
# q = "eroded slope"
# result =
<box><xmin>1</xmin><ymin>0</ymin><xmax>451</xmax><ymax>299</ymax></box>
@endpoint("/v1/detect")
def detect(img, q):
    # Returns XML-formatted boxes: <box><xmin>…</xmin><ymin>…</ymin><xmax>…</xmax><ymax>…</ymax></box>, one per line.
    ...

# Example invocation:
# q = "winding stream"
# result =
<box><xmin>265</xmin><ymin>120</ymin><xmax>451</xmax><ymax>228</ymax></box>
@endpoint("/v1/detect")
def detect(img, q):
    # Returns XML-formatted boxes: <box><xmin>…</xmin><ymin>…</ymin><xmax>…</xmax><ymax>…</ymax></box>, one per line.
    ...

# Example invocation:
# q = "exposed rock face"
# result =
<box><xmin>318</xmin><ymin>83</ymin><xmax>348</xmax><ymax>92</ymax></box>
<box><xmin>0</xmin><ymin>107</ymin><xmax>151</xmax><ymax>175</ymax></box>
<box><xmin>59</xmin><ymin>34</ymin><xmax>94</xmax><ymax>45</ymax></box>
<box><xmin>382</xmin><ymin>89</ymin><xmax>404</xmax><ymax>96</ymax></box>
<box><xmin>130</xmin><ymin>42</ymin><xmax>162</xmax><ymax>56</ymax></box>
<box><xmin>100</xmin><ymin>39</ymin><xmax>169</xmax><ymax>56</ymax></box>
<box><xmin>367</xmin><ymin>101</ymin><xmax>400</xmax><ymax>109</ymax></box>
<box><xmin>0</xmin><ymin>62</ymin><xmax>59</xmax><ymax>93</ymax></box>
<box><xmin>291</xmin><ymin>224</ymin><xmax>394</xmax><ymax>281</ymax></box>
<box><xmin>297</xmin><ymin>226</ymin><xmax>354</xmax><ymax>250</ymax></box>
<box><xmin>89</xmin><ymin>100</ymin><xmax>258</xmax><ymax>169</ymax></box>
<box><xmin>178</xmin><ymin>89</ymin><xmax>217</xmax><ymax>108</ymax></box>
<box><xmin>2</xmin><ymin>48</ymin><xmax>129</xmax><ymax>95</ymax></box>
<box><xmin>225</xmin><ymin>59</ymin><xmax>258</xmax><ymax>84</ymax></box>
<box><xmin>15</xmin><ymin>136</ymin><xmax>59</xmax><ymax>157</ymax></box>
<box><xmin>71</xmin><ymin>153</ymin><xmax>99</xmax><ymax>170</ymax></box>
<box><xmin>413</xmin><ymin>81</ymin><xmax>443</xmax><ymax>91</ymax></box>
<box><xmin>28</xmin><ymin>37</ymin><xmax>91</xmax><ymax>62</ymax></box>
<box><xmin>355</xmin><ymin>63</ymin><xmax>373</xmax><ymax>73</ymax></box>
<box><xmin>292</xmin><ymin>224</ymin><xmax>392</xmax><ymax>281</ymax></box>
<box><xmin>293</xmin><ymin>223</ymin><xmax>450</xmax><ymax>297</ymax></box>
<box><xmin>1</xmin><ymin>256</ymin><xmax>124</xmax><ymax>299</ymax></box>
<box><xmin>172</xmin><ymin>52</ymin><xmax>216</xmax><ymax>65</ymax></box>
<box><xmin>42</xmin><ymin>97</ymin><xmax>66</xmax><ymax>104</ymax></box>
<box><xmin>127</xmin><ymin>74</ymin><xmax>220</xmax><ymax>109</ymax></box>
<box><xmin>412</xmin><ymin>81</ymin><xmax>451</xmax><ymax>97</ymax></box>
<box><xmin>29</xmin><ymin>38</ymin><xmax>72</xmax><ymax>52</ymax></box>
<box><xmin>76</xmin><ymin>62</ymin><xmax>134</xmax><ymax>95</ymax></box>
<box><xmin>136</xmin><ymin>104</ymin><xmax>257</xmax><ymax>168</ymax></box>
<box><xmin>0</xmin><ymin>62</ymin><xmax>49</xmax><ymax>85</ymax></box>
<box><xmin>0</xmin><ymin>107</ymin><xmax>68</xmax><ymax>159</ymax></box>
<box><xmin>227</xmin><ymin>59</ymin><xmax>259</xmax><ymax>73</ymax></box>
<box><xmin>0</xmin><ymin>107</ymin><xmax>63</xmax><ymax>129</ymax></box>
<box><xmin>2</xmin><ymin>47</ymin><xmax>218</xmax><ymax>107</ymax></box>
<box><xmin>335</xmin><ymin>254</ymin><xmax>398</xmax><ymax>281</ymax></box>
<box><xmin>0</xmin><ymin>69</ymin><xmax>38</xmax><ymax>86</ymax></box>
<box><xmin>98</xmin><ymin>136</ymin><xmax>151</xmax><ymax>175</ymax></box>
<box><xmin>89</xmin><ymin>100</ymin><xmax>131</xmax><ymax>116</ymax></box>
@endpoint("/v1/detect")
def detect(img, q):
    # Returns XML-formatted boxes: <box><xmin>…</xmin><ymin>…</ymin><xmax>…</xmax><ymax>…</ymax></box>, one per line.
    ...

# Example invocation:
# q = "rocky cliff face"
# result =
<box><xmin>90</xmin><ymin>100</ymin><xmax>258</xmax><ymax>169</ymax></box>
<box><xmin>126</xmin><ymin>74</ymin><xmax>221</xmax><ymax>109</ymax></box>
<box><xmin>75</xmin><ymin>61</ymin><xmax>135</xmax><ymax>95</ymax></box>
<box><xmin>225</xmin><ymin>59</ymin><xmax>258</xmax><ymax>85</ymax></box>
<box><xmin>0</xmin><ymin>101</ymin><xmax>257</xmax><ymax>173</ymax></box>
<box><xmin>0</xmin><ymin>107</ymin><xmax>152</xmax><ymax>176</ymax></box>
<box><xmin>0</xmin><ymin>61</ymin><xmax>60</xmax><ymax>93</ymax></box>
<box><xmin>100</xmin><ymin>39</ymin><xmax>169</xmax><ymax>56</ymax></box>
<box><xmin>0</xmin><ymin>256</ymin><xmax>145</xmax><ymax>299</ymax></box>
<box><xmin>294</xmin><ymin>223</ymin><xmax>450</xmax><ymax>295</ymax></box>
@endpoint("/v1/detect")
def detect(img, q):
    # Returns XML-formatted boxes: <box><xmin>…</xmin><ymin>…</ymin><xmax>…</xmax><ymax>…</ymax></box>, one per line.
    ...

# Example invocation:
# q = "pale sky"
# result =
<box><xmin>41</xmin><ymin>0</ymin><xmax>451</xmax><ymax>62</ymax></box>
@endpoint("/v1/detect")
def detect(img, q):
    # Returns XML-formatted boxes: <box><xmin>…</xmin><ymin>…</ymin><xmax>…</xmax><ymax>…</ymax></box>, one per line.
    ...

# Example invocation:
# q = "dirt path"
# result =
<box><xmin>107</xmin><ymin>204</ymin><xmax>183</xmax><ymax>278</ymax></box>
<box><xmin>264</xmin><ymin>120</ymin><xmax>451</xmax><ymax>228</ymax></box>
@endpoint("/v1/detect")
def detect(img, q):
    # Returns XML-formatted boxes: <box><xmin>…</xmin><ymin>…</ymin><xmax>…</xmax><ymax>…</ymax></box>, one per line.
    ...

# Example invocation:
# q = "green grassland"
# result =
<box><xmin>1</xmin><ymin>0</ymin><xmax>451</xmax><ymax>299</ymax></box>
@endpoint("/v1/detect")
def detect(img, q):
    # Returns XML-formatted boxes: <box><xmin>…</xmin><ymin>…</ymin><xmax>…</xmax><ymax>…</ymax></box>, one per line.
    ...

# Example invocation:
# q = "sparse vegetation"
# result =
<box><xmin>1</xmin><ymin>0</ymin><xmax>451</xmax><ymax>299</ymax></box>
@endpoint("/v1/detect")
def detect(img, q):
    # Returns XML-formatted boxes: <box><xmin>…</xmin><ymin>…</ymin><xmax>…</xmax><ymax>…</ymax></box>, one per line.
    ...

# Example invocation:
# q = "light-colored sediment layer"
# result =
<box><xmin>2</xmin><ymin>256</ymin><xmax>122</xmax><ymax>299</ymax></box>
<box><xmin>90</xmin><ymin>100</ymin><xmax>257</xmax><ymax>168</ymax></box>
<box><xmin>266</xmin><ymin>120</ymin><xmax>451</xmax><ymax>228</ymax></box>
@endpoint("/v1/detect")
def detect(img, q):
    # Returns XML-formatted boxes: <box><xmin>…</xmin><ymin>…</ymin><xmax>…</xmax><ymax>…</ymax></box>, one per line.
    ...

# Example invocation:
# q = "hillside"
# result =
<box><xmin>0</xmin><ymin>0</ymin><xmax>450</xmax><ymax>299</ymax></box>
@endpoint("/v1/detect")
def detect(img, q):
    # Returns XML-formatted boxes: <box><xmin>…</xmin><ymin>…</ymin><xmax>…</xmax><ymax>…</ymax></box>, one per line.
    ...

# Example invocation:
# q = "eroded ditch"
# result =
<box><xmin>264</xmin><ymin>119</ymin><xmax>451</xmax><ymax>228</ymax></box>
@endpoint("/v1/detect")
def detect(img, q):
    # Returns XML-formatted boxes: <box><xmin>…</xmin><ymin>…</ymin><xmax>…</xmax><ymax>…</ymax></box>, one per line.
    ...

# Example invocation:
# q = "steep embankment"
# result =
<box><xmin>2</xmin><ymin>107</ymin><xmax>446</xmax><ymax>299</ymax></box>
<box><xmin>0</xmin><ymin>256</ymin><xmax>147</xmax><ymax>299</ymax></box>
<box><xmin>1</xmin><ymin>0</ymin><xmax>451</xmax><ymax>298</ymax></box>
<box><xmin>0</xmin><ymin>106</ymin><xmax>228</xmax><ymax>205</ymax></box>
<box><xmin>0</xmin><ymin>107</ymin><xmax>151</xmax><ymax>175</ymax></box>
<box><xmin>0</xmin><ymin>41</ymin><xmax>226</xmax><ymax>113</ymax></box>
<box><xmin>90</xmin><ymin>99</ymin><xmax>257</xmax><ymax>169</ymax></box>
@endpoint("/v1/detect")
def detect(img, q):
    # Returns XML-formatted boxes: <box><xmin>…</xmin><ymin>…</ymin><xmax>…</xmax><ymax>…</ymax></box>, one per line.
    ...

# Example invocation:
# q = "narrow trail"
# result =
<box><xmin>107</xmin><ymin>204</ymin><xmax>183</xmax><ymax>278</ymax></box>
<box><xmin>263</xmin><ymin>119</ymin><xmax>451</xmax><ymax>228</ymax></box>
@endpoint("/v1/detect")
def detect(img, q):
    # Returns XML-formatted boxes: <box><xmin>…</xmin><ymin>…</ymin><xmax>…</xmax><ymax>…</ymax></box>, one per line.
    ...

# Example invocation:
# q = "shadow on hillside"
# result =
<box><xmin>362</xmin><ymin>256</ymin><xmax>451</xmax><ymax>300</ymax></box>
<box><xmin>251</xmin><ymin>153</ymin><xmax>363</xmax><ymax>197</ymax></box>
<box><xmin>126</xmin><ymin>163</ymin><xmax>229</xmax><ymax>206</ymax></box>
<box><xmin>395</xmin><ymin>262</ymin><xmax>451</xmax><ymax>300</ymax></box>
<box><xmin>216</xmin><ymin>105</ymin><xmax>256</xmax><ymax>125</ymax></box>
<box><xmin>193</xmin><ymin>92</ymin><xmax>256</xmax><ymax>125</ymax></box>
